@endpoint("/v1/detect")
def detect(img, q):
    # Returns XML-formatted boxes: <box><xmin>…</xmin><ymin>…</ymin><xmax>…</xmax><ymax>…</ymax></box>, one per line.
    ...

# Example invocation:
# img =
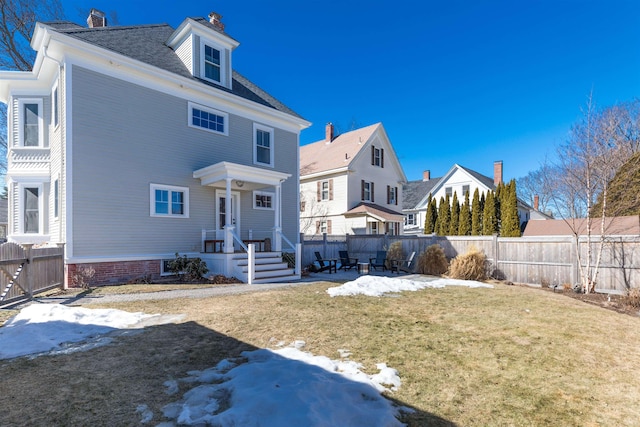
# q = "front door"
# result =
<box><xmin>215</xmin><ymin>190</ymin><xmax>240</xmax><ymax>237</ymax></box>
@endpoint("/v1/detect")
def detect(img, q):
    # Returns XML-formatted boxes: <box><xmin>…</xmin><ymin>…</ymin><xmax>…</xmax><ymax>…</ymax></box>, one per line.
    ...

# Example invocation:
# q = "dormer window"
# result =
<box><xmin>204</xmin><ymin>45</ymin><xmax>221</xmax><ymax>82</ymax></box>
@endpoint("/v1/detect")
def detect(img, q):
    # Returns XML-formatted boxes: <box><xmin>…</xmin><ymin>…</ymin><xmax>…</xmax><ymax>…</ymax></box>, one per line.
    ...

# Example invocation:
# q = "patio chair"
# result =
<box><xmin>369</xmin><ymin>251</ymin><xmax>388</xmax><ymax>271</ymax></box>
<box><xmin>338</xmin><ymin>251</ymin><xmax>358</xmax><ymax>271</ymax></box>
<box><xmin>314</xmin><ymin>251</ymin><xmax>337</xmax><ymax>273</ymax></box>
<box><xmin>391</xmin><ymin>251</ymin><xmax>416</xmax><ymax>274</ymax></box>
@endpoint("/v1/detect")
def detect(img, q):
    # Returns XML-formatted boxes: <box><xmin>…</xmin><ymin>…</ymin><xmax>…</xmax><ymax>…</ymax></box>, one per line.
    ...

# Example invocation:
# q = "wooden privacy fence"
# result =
<box><xmin>323</xmin><ymin>234</ymin><xmax>640</xmax><ymax>294</ymax></box>
<box><xmin>0</xmin><ymin>242</ymin><xmax>65</xmax><ymax>307</ymax></box>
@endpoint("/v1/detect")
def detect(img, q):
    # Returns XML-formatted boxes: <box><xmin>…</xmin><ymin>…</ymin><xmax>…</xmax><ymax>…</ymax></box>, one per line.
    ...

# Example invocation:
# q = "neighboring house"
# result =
<box><xmin>403</xmin><ymin>161</ymin><xmax>540</xmax><ymax>234</ymax></box>
<box><xmin>0</xmin><ymin>10</ymin><xmax>310</xmax><ymax>285</ymax></box>
<box><xmin>523</xmin><ymin>215</ymin><xmax>640</xmax><ymax>237</ymax></box>
<box><xmin>300</xmin><ymin>123</ymin><xmax>407</xmax><ymax>236</ymax></box>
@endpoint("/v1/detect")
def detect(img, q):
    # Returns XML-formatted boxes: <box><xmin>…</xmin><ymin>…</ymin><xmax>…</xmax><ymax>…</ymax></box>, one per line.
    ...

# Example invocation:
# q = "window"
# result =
<box><xmin>150</xmin><ymin>184</ymin><xmax>189</xmax><ymax>218</ymax></box>
<box><xmin>52</xmin><ymin>84</ymin><xmax>59</xmax><ymax>128</ymax></box>
<box><xmin>316</xmin><ymin>220</ymin><xmax>332</xmax><ymax>235</ymax></box>
<box><xmin>318</xmin><ymin>179</ymin><xmax>332</xmax><ymax>201</ymax></box>
<box><xmin>368</xmin><ymin>222</ymin><xmax>378</xmax><ymax>234</ymax></box>
<box><xmin>321</xmin><ymin>181</ymin><xmax>330</xmax><ymax>201</ymax></box>
<box><xmin>300</xmin><ymin>201</ymin><xmax>306</xmax><ymax>212</ymax></box>
<box><xmin>204</xmin><ymin>44</ymin><xmax>221</xmax><ymax>82</ymax></box>
<box><xmin>320</xmin><ymin>221</ymin><xmax>327</xmax><ymax>234</ymax></box>
<box><xmin>23</xmin><ymin>187</ymin><xmax>40</xmax><ymax>233</ymax></box>
<box><xmin>445</xmin><ymin>187</ymin><xmax>452</xmax><ymax>197</ymax></box>
<box><xmin>254</xmin><ymin>123</ymin><xmax>274</xmax><ymax>167</ymax></box>
<box><xmin>188</xmin><ymin>102</ymin><xmax>228</xmax><ymax>135</ymax></box>
<box><xmin>362</xmin><ymin>180</ymin><xmax>374</xmax><ymax>202</ymax></box>
<box><xmin>388</xmin><ymin>186</ymin><xmax>397</xmax><ymax>205</ymax></box>
<box><xmin>371</xmin><ymin>145</ymin><xmax>384</xmax><ymax>167</ymax></box>
<box><xmin>54</xmin><ymin>179</ymin><xmax>59</xmax><ymax>219</ymax></box>
<box><xmin>462</xmin><ymin>185</ymin><xmax>470</xmax><ymax>196</ymax></box>
<box><xmin>18</xmin><ymin>99</ymin><xmax>43</xmax><ymax>147</ymax></box>
<box><xmin>254</xmin><ymin>191</ymin><xmax>274</xmax><ymax>210</ymax></box>
<box><xmin>405</xmin><ymin>213</ymin><xmax>416</xmax><ymax>226</ymax></box>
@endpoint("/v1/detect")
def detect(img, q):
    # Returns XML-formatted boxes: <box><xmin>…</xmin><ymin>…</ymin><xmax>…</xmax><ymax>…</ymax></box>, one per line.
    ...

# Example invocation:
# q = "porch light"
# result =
<box><xmin>235</xmin><ymin>180</ymin><xmax>244</xmax><ymax>187</ymax></box>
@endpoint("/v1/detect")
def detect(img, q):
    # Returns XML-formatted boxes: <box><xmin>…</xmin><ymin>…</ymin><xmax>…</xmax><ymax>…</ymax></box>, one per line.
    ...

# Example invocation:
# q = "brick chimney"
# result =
<box><xmin>534</xmin><ymin>195</ymin><xmax>539</xmax><ymax>211</ymax></box>
<box><xmin>87</xmin><ymin>8</ymin><xmax>107</xmax><ymax>28</ymax></box>
<box><xmin>423</xmin><ymin>170</ymin><xmax>431</xmax><ymax>181</ymax></box>
<box><xmin>493</xmin><ymin>160</ymin><xmax>503</xmax><ymax>186</ymax></box>
<box><xmin>325</xmin><ymin>123</ymin><xmax>334</xmax><ymax>143</ymax></box>
<box><xmin>208</xmin><ymin>12</ymin><xmax>225</xmax><ymax>31</ymax></box>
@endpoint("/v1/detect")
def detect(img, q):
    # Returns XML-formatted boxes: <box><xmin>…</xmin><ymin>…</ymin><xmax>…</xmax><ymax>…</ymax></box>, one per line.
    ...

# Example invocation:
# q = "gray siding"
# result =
<box><xmin>70</xmin><ymin>65</ymin><xmax>299</xmax><ymax>257</ymax></box>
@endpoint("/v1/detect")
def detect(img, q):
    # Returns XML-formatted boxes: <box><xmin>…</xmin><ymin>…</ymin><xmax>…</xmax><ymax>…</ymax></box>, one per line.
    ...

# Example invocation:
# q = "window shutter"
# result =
<box><xmin>315</xmin><ymin>221</ymin><xmax>320</xmax><ymax>234</ymax></box>
<box><xmin>317</xmin><ymin>182</ymin><xmax>321</xmax><ymax>202</ymax></box>
<box><xmin>387</xmin><ymin>185</ymin><xmax>390</xmax><ymax>204</ymax></box>
<box><xmin>381</xmin><ymin>149</ymin><xmax>385</xmax><ymax>168</ymax></box>
<box><xmin>395</xmin><ymin>186</ymin><xmax>398</xmax><ymax>205</ymax></box>
<box><xmin>371</xmin><ymin>145</ymin><xmax>375</xmax><ymax>165</ymax></box>
<box><xmin>361</xmin><ymin>180</ymin><xmax>365</xmax><ymax>201</ymax></box>
<box><xmin>329</xmin><ymin>179</ymin><xmax>334</xmax><ymax>200</ymax></box>
<box><xmin>371</xmin><ymin>182</ymin><xmax>375</xmax><ymax>203</ymax></box>
<box><xmin>327</xmin><ymin>220</ymin><xmax>332</xmax><ymax>234</ymax></box>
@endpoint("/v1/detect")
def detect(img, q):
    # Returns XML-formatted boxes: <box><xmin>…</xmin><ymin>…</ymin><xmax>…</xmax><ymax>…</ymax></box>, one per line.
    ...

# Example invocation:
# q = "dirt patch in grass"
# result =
<box><xmin>2</xmin><ymin>281</ymin><xmax>640</xmax><ymax>426</ymax></box>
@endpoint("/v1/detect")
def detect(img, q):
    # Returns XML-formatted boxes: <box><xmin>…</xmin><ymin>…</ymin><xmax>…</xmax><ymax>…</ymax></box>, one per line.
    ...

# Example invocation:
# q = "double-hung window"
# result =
<box><xmin>254</xmin><ymin>123</ymin><xmax>274</xmax><ymax>167</ymax></box>
<box><xmin>405</xmin><ymin>213</ymin><xmax>416</xmax><ymax>226</ymax></box>
<box><xmin>362</xmin><ymin>180</ymin><xmax>374</xmax><ymax>202</ymax></box>
<box><xmin>321</xmin><ymin>181</ymin><xmax>330</xmax><ymax>201</ymax></box>
<box><xmin>23</xmin><ymin>187</ymin><xmax>40</xmax><ymax>233</ymax></box>
<box><xmin>18</xmin><ymin>99</ymin><xmax>44</xmax><ymax>147</ymax></box>
<box><xmin>388</xmin><ymin>186</ymin><xmax>397</xmax><ymax>205</ymax></box>
<box><xmin>188</xmin><ymin>102</ymin><xmax>228</xmax><ymax>135</ymax></box>
<box><xmin>150</xmin><ymin>184</ymin><xmax>189</xmax><ymax>218</ymax></box>
<box><xmin>204</xmin><ymin>44</ymin><xmax>221</xmax><ymax>82</ymax></box>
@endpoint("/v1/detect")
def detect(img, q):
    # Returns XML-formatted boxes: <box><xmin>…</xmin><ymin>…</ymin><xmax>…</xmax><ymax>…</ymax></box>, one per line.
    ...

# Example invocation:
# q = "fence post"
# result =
<box><xmin>295</xmin><ymin>243</ymin><xmax>301</xmax><ymax>275</ymax></box>
<box><xmin>323</xmin><ymin>233</ymin><xmax>328</xmax><ymax>257</ymax></box>
<box><xmin>247</xmin><ymin>243</ymin><xmax>255</xmax><ymax>285</ymax></box>
<box><xmin>493</xmin><ymin>234</ymin><xmax>499</xmax><ymax>276</ymax></box>
<box><xmin>22</xmin><ymin>243</ymin><xmax>33</xmax><ymax>298</ymax></box>
<box><xmin>58</xmin><ymin>243</ymin><xmax>67</xmax><ymax>290</ymax></box>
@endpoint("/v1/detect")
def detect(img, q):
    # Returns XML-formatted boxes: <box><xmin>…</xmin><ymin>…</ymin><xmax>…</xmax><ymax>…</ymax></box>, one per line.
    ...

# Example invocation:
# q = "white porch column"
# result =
<box><xmin>224</xmin><ymin>178</ymin><xmax>234</xmax><ymax>254</ymax></box>
<box><xmin>272</xmin><ymin>182</ymin><xmax>282</xmax><ymax>252</ymax></box>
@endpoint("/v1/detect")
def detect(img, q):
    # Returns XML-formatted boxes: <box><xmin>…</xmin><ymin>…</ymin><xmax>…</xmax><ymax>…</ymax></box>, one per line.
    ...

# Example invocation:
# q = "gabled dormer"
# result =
<box><xmin>167</xmin><ymin>12</ymin><xmax>239</xmax><ymax>90</ymax></box>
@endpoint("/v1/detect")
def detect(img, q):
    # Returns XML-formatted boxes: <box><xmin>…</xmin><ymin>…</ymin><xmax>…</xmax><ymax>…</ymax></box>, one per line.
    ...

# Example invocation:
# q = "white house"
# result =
<box><xmin>300</xmin><ymin>123</ymin><xmax>407</xmax><ymax>236</ymax></box>
<box><xmin>0</xmin><ymin>9</ymin><xmax>310</xmax><ymax>285</ymax></box>
<box><xmin>403</xmin><ymin>161</ymin><xmax>539</xmax><ymax>234</ymax></box>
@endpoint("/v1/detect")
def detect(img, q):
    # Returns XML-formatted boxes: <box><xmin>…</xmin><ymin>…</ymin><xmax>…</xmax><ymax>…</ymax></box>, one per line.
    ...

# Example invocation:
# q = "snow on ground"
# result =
<box><xmin>159</xmin><ymin>342</ymin><xmax>408</xmax><ymax>427</ymax></box>
<box><xmin>327</xmin><ymin>275</ymin><xmax>493</xmax><ymax>297</ymax></box>
<box><xmin>0</xmin><ymin>274</ymin><xmax>480</xmax><ymax>425</ymax></box>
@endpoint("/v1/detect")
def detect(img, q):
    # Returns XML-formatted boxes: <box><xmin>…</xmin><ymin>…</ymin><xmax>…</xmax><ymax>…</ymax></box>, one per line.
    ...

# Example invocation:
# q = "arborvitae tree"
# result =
<box><xmin>428</xmin><ymin>196</ymin><xmax>438</xmax><ymax>234</ymax></box>
<box><xmin>424</xmin><ymin>195</ymin><xmax>437</xmax><ymax>234</ymax></box>
<box><xmin>471</xmin><ymin>188</ymin><xmax>482</xmax><ymax>235</ymax></box>
<box><xmin>495</xmin><ymin>182</ymin><xmax>503</xmax><ymax>232</ymax></box>
<box><xmin>501</xmin><ymin>180</ymin><xmax>521</xmax><ymax>237</ymax></box>
<box><xmin>436</xmin><ymin>196</ymin><xmax>450</xmax><ymax>235</ymax></box>
<box><xmin>482</xmin><ymin>191</ymin><xmax>498</xmax><ymax>235</ymax></box>
<box><xmin>480</xmin><ymin>191</ymin><xmax>486</xmax><ymax>213</ymax></box>
<box><xmin>458</xmin><ymin>191</ymin><xmax>471</xmax><ymax>235</ymax></box>
<box><xmin>449</xmin><ymin>192</ymin><xmax>460</xmax><ymax>235</ymax></box>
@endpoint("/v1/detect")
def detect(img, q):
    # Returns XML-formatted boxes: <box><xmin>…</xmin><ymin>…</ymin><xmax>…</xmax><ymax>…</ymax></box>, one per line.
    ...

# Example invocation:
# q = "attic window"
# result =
<box><xmin>204</xmin><ymin>45</ymin><xmax>221</xmax><ymax>82</ymax></box>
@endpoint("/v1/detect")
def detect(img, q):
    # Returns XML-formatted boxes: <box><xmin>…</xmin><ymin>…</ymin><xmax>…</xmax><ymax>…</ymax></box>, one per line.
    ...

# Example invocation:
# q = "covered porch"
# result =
<box><xmin>343</xmin><ymin>202</ymin><xmax>405</xmax><ymax>235</ymax></box>
<box><xmin>193</xmin><ymin>162</ymin><xmax>301</xmax><ymax>283</ymax></box>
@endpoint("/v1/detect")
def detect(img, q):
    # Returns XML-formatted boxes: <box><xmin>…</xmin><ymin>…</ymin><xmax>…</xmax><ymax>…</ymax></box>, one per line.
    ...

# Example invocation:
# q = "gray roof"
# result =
<box><xmin>403</xmin><ymin>179</ymin><xmax>439</xmax><ymax>210</ymax></box>
<box><xmin>458</xmin><ymin>165</ymin><xmax>495</xmax><ymax>189</ymax></box>
<box><xmin>43</xmin><ymin>19</ymin><xmax>303</xmax><ymax>119</ymax></box>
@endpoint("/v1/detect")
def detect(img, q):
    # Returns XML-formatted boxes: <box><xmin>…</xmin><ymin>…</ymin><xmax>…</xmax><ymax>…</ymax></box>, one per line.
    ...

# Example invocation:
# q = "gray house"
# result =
<box><xmin>0</xmin><ymin>10</ymin><xmax>310</xmax><ymax>285</ymax></box>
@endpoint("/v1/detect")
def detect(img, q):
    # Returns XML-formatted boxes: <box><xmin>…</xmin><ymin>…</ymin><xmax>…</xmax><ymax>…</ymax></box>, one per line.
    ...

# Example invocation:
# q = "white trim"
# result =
<box><xmin>51</xmin><ymin>80</ymin><xmax>59</xmax><ymax>129</ymax></box>
<box><xmin>253</xmin><ymin>190</ymin><xmax>274</xmax><ymax>210</ymax></box>
<box><xmin>187</xmin><ymin>101</ymin><xmax>228</xmax><ymax>136</ymax></box>
<box><xmin>17</xmin><ymin>98</ymin><xmax>44</xmax><ymax>147</ymax></box>
<box><xmin>253</xmin><ymin>123</ymin><xmax>274</xmax><ymax>167</ymax></box>
<box><xmin>150</xmin><ymin>183</ymin><xmax>190</xmax><ymax>218</ymax></box>
<box><xmin>199</xmin><ymin>38</ymin><xmax>228</xmax><ymax>87</ymax></box>
<box><xmin>17</xmin><ymin>182</ymin><xmax>45</xmax><ymax>235</ymax></box>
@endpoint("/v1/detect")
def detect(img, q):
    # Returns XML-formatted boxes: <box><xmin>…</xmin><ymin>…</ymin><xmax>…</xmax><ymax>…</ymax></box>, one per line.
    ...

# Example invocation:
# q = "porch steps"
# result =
<box><xmin>232</xmin><ymin>252</ymin><xmax>299</xmax><ymax>284</ymax></box>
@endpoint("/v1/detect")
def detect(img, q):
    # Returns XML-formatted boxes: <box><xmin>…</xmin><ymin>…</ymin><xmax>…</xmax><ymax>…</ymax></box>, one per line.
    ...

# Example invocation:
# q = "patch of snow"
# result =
<box><xmin>327</xmin><ymin>275</ymin><xmax>493</xmax><ymax>297</ymax></box>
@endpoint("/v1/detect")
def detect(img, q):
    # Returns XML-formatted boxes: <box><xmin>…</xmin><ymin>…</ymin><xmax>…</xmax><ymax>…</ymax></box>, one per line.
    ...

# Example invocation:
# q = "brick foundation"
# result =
<box><xmin>66</xmin><ymin>260</ymin><xmax>162</xmax><ymax>287</ymax></box>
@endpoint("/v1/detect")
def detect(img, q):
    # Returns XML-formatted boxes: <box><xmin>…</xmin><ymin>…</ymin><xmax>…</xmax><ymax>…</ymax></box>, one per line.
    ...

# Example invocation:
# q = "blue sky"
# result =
<box><xmin>62</xmin><ymin>1</ymin><xmax>640</xmax><ymax>181</ymax></box>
